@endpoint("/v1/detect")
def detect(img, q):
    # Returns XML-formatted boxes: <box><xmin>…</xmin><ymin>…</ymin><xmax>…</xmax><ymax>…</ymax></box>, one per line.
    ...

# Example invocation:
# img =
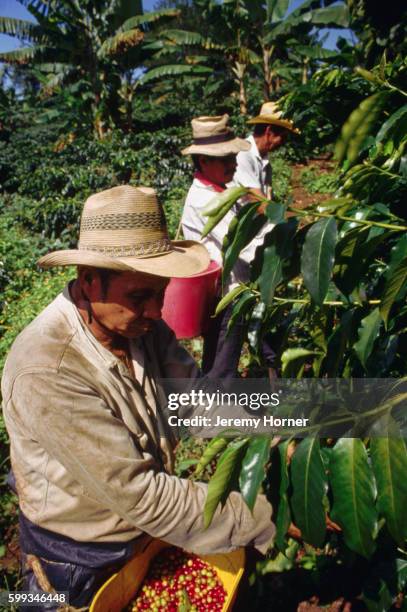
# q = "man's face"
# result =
<box><xmin>265</xmin><ymin>127</ymin><xmax>287</xmax><ymax>152</ymax></box>
<box><xmin>83</xmin><ymin>270</ymin><xmax>169</xmax><ymax>339</ymax></box>
<box><xmin>199</xmin><ymin>154</ymin><xmax>237</xmax><ymax>186</ymax></box>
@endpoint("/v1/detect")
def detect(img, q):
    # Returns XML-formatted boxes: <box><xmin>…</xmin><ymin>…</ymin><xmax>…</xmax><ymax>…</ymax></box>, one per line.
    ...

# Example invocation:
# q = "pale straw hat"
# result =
<box><xmin>248</xmin><ymin>101</ymin><xmax>300</xmax><ymax>134</ymax></box>
<box><xmin>38</xmin><ymin>185</ymin><xmax>209</xmax><ymax>277</ymax></box>
<box><xmin>181</xmin><ymin>114</ymin><xmax>250</xmax><ymax>157</ymax></box>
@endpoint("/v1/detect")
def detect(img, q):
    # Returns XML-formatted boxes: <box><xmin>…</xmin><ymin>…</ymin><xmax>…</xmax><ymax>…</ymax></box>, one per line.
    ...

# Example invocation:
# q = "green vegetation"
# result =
<box><xmin>300</xmin><ymin>166</ymin><xmax>338</xmax><ymax>194</ymax></box>
<box><xmin>0</xmin><ymin>0</ymin><xmax>406</xmax><ymax>607</ymax></box>
<box><xmin>198</xmin><ymin>55</ymin><xmax>407</xmax><ymax>609</ymax></box>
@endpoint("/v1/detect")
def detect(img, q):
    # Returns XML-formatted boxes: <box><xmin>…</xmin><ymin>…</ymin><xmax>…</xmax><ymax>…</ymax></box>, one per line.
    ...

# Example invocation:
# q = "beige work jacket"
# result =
<box><xmin>2</xmin><ymin>286</ymin><xmax>274</xmax><ymax>554</ymax></box>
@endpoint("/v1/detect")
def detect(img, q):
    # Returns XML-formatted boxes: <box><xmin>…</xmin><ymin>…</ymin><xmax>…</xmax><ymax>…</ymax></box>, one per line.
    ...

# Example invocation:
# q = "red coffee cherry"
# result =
<box><xmin>131</xmin><ymin>547</ymin><xmax>227</xmax><ymax>611</ymax></box>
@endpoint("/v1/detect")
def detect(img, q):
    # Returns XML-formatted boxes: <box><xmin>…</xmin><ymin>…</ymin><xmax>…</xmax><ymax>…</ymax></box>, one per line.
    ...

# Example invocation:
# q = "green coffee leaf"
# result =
<box><xmin>301</xmin><ymin>217</ymin><xmax>337</xmax><ymax>305</ymax></box>
<box><xmin>291</xmin><ymin>437</ymin><xmax>327</xmax><ymax>547</ymax></box>
<box><xmin>335</xmin><ymin>92</ymin><xmax>390</xmax><ymax>166</ymax></box>
<box><xmin>194</xmin><ymin>437</ymin><xmax>229</xmax><ymax>477</ymax></box>
<box><xmin>259</xmin><ymin>220</ymin><xmax>297</xmax><ymax>304</ymax></box>
<box><xmin>370</xmin><ymin>419</ymin><xmax>407</xmax><ymax>545</ymax></box>
<box><xmin>201</xmin><ymin>186</ymin><xmax>247</xmax><ymax>216</ymax></box>
<box><xmin>274</xmin><ymin>441</ymin><xmax>291</xmax><ymax>551</ymax></box>
<box><xmin>380</xmin><ymin>256</ymin><xmax>407</xmax><ymax>327</ymax></box>
<box><xmin>354</xmin><ymin>308</ymin><xmax>382</xmax><ymax>369</ymax></box>
<box><xmin>281</xmin><ymin>348</ymin><xmax>320</xmax><ymax>378</ymax></box>
<box><xmin>239</xmin><ymin>436</ymin><xmax>270</xmax><ymax>512</ymax></box>
<box><xmin>204</xmin><ymin>438</ymin><xmax>249</xmax><ymax>528</ymax></box>
<box><xmin>330</xmin><ymin>438</ymin><xmax>378</xmax><ymax>558</ymax></box>
<box><xmin>214</xmin><ymin>285</ymin><xmax>247</xmax><ymax>316</ymax></box>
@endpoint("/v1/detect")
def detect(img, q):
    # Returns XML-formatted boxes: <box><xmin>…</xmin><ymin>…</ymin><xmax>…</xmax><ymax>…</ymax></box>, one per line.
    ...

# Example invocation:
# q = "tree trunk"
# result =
<box><xmin>232</xmin><ymin>61</ymin><xmax>247</xmax><ymax>115</ymax></box>
<box><xmin>262</xmin><ymin>44</ymin><xmax>273</xmax><ymax>100</ymax></box>
<box><xmin>302</xmin><ymin>59</ymin><xmax>309</xmax><ymax>85</ymax></box>
<box><xmin>92</xmin><ymin>92</ymin><xmax>105</xmax><ymax>140</ymax></box>
<box><xmin>239</xmin><ymin>76</ymin><xmax>247</xmax><ymax>115</ymax></box>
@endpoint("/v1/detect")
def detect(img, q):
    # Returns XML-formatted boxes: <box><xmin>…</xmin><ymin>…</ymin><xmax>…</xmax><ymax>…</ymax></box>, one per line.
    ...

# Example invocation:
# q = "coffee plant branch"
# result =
<box><xmin>288</xmin><ymin>207</ymin><xmax>407</xmax><ymax>232</ymax></box>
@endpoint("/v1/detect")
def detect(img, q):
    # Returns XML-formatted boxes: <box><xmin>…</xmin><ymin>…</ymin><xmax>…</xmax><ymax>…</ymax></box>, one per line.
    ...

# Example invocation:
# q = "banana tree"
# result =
<box><xmin>256</xmin><ymin>0</ymin><xmax>350</xmax><ymax>98</ymax></box>
<box><xmin>0</xmin><ymin>0</ymin><xmax>179</xmax><ymax>135</ymax></box>
<box><xmin>134</xmin><ymin>0</ymin><xmax>258</xmax><ymax>114</ymax></box>
<box><xmin>129</xmin><ymin>0</ymin><xmax>349</xmax><ymax>113</ymax></box>
<box><xmin>194</xmin><ymin>58</ymin><xmax>407</xmax><ymax>607</ymax></box>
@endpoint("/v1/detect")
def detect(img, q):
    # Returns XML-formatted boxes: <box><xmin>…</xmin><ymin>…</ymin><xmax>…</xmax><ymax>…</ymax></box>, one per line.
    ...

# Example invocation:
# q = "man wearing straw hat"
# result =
<box><xmin>181</xmin><ymin>115</ymin><xmax>273</xmax><ymax>378</ymax></box>
<box><xmin>2</xmin><ymin>185</ymin><xmax>274</xmax><ymax>610</ymax></box>
<box><xmin>234</xmin><ymin>101</ymin><xmax>300</xmax><ymax>200</ymax></box>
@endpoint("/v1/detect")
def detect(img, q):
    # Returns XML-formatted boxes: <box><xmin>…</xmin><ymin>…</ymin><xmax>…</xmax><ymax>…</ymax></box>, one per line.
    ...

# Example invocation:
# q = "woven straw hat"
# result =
<box><xmin>38</xmin><ymin>185</ymin><xmax>210</xmax><ymax>277</ymax></box>
<box><xmin>248</xmin><ymin>101</ymin><xmax>300</xmax><ymax>134</ymax></box>
<box><xmin>181</xmin><ymin>114</ymin><xmax>250</xmax><ymax>157</ymax></box>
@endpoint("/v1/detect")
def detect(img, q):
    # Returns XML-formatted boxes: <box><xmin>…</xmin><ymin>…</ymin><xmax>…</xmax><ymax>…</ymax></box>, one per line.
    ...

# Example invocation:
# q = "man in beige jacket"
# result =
<box><xmin>2</xmin><ymin>185</ymin><xmax>274</xmax><ymax>610</ymax></box>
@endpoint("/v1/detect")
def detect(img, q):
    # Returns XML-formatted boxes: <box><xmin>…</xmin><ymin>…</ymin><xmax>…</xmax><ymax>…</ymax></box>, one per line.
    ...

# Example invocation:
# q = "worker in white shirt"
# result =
<box><xmin>234</xmin><ymin>101</ymin><xmax>300</xmax><ymax>199</ymax></box>
<box><xmin>181</xmin><ymin>115</ymin><xmax>271</xmax><ymax>378</ymax></box>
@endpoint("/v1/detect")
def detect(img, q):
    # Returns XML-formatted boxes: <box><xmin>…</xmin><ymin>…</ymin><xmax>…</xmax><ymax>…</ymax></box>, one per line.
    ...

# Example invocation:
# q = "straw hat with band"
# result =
<box><xmin>38</xmin><ymin>185</ymin><xmax>210</xmax><ymax>278</ymax></box>
<box><xmin>248</xmin><ymin>101</ymin><xmax>300</xmax><ymax>134</ymax></box>
<box><xmin>181</xmin><ymin>114</ymin><xmax>250</xmax><ymax>157</ymax></box>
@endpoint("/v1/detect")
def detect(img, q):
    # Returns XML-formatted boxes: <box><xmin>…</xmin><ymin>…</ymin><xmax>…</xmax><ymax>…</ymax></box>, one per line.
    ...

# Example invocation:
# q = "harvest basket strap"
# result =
<box><xmin>25</xmin><ymin>554</ymin><xmax>88</xmax><ymax>612</ymax></box>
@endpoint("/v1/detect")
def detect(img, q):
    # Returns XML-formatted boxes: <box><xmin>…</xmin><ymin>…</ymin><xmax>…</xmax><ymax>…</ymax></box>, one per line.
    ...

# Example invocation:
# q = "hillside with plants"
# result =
<box><xmin>0</xmin><ymin>0</ymin><xmax>406</xmax><ymax>609</ymax></box>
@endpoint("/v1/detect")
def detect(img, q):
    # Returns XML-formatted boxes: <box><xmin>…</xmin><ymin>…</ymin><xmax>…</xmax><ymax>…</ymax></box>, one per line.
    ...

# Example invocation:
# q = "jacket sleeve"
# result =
<box><xmin>8</xmin><ymin>369</ymin><xmax>274</xmax><ymax>555</ymax></box>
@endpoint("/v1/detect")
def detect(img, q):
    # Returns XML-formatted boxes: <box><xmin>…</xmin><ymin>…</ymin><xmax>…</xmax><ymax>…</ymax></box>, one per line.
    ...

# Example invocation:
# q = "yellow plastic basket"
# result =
<box><xmin>90</xmin><ymin>539</ymin><xmax>245</xmax><ymax>612</ymax></box>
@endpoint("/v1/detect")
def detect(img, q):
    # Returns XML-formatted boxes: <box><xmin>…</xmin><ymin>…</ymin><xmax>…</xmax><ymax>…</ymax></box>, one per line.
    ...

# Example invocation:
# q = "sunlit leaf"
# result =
<box><xmin>239</xmin><ymin>436</ymin><xmax>270</xmax><ymax>512</ymax></box>
<box><xmin>281</xmin><ymin>348</ymin><xmax>320</xmax><ymax>378</ymax></box>
<box><xmin>226</xmin><ymin>291</ymin><xmax>256</xmax><ymax>335</ymax></box>
<box><xmin>204</xmin><ymin>438</ymin><xmax>249</xmax><ymax>528</ymax></box>
<box><xmin>214</xmin><ymin>285</ymin><xmax>247</xmax><ymax>316</ymax></box>
<box><xmin>139</xmin><ymin>64</ymin><xmax>212</xmax><ymax>85</ymax></box>
<box><xmin>194</xmin><ymin>437</ymin><xmax>229</xmax><ymax>477</ymax></box>
<box><xmin>335</xmin><ymin>92</ymin><xmax>390</xmax><ymax>166</ymax></box>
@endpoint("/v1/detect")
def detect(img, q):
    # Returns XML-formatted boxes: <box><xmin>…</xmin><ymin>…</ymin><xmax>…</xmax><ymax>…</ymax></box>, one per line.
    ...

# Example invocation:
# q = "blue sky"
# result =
<box><xmin>0</xmin><ymin>0</ymin><xmax>353</xmax><ymax>53</ymax></box>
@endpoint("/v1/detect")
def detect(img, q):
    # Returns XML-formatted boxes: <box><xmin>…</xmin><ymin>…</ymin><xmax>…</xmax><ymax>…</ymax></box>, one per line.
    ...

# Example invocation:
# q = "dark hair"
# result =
<box><xmin>191</xmin><ymin>155</ymin><xmax>202</xmax><ymax>172</ymax></box>
<box><xmin>253</xmin><ymin>123</ymin><xmax>286</xmax><ymax>137</ymax></box>
<box><xmin>192</xmin><ymin>153</ymin><xmax>236</xmax><ymax>171</ymax></box>
<box><xmin>253</xmin><ymin>123</ymin><xmax>269</xmax><ymax>137</ymax></box>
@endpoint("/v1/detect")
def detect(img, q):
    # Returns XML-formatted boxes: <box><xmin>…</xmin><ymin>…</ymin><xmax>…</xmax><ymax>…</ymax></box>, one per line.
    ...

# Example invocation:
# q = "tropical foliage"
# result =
<box><xmin>196</xmin><ymin>55</ymin><xmax>407</xmax><ymax>608</ymax></box>
<box><xmin>0</xmin><ymin>0</ymin><xmax>406</xmax><ymax>607</ymax></box>
<box><xmin>0</xmin><ymin>0</ymin><xmax>182</xmax><ymax>134</ymax></box>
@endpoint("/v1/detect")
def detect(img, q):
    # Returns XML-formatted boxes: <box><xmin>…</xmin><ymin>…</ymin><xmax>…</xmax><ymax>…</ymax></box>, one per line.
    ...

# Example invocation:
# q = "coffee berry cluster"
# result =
<box><xmin>131</xmin><ymin>547</ymin><xmax>227</xmax><ymax>611</ymax></box>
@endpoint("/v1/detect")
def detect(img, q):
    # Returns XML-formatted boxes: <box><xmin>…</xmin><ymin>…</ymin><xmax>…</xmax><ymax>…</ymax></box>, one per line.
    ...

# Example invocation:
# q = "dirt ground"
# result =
<box><xmin>290</xmin><ymin>158</ymin><xmax>336</xmax><ymax>210</ymax></box>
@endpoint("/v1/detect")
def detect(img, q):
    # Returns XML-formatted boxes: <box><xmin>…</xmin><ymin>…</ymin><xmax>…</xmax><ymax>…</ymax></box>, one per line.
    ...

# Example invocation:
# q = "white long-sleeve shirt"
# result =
<box><xmin>234</xmin><ymin>135</ymin><xmax>272</xmax><ymax>198</ymax></box>
<box><xmin>181</xmin><ymin>175</ymin><xmax>271</xmax><ymax>292</ymax></box>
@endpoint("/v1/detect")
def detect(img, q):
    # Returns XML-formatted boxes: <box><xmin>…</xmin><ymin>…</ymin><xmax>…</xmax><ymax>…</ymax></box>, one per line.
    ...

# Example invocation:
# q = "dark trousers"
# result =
<box><xmin>20</xmin><ymin>553</ymin><xmax>122</xmax><ymax>611</ymax></box>
<box><xmin>201</xmin><ymin>302</ymin><xmax>276</xmax><ymax>379</ymax></box>
<box><xmin>18</xmin><ymin>513</ymin><xmax>139</xmax><ymax>611</ymax></box>
<box><xmin>201</xmin><ymin>302</ymin><xmax>245</xmax><ymax>378</ymax></box>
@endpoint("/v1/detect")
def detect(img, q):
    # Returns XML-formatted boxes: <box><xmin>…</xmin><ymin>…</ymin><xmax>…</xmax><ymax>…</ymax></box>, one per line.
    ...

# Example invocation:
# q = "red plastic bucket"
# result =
<box><xmin>162</xmin><ymin>261</ymin><xmax>222</xmax><ymax>339</ymax></box>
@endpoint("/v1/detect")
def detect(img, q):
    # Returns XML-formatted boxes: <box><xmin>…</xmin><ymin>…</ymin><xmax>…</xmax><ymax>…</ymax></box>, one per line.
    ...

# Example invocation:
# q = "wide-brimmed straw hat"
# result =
<box><xmin>181</xmin><ymin>114</ymin><xmax>250</xmax><ymax>157</ymax></box>
<box><xmin>38</xmin><ymin>185</ymin><xmax>209</xmax><ymax>277</ymax></box>
<box><xmin>248</xmin><ymin>101</ymin><xmax>300</xmax><ymax>134</ymax></box>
